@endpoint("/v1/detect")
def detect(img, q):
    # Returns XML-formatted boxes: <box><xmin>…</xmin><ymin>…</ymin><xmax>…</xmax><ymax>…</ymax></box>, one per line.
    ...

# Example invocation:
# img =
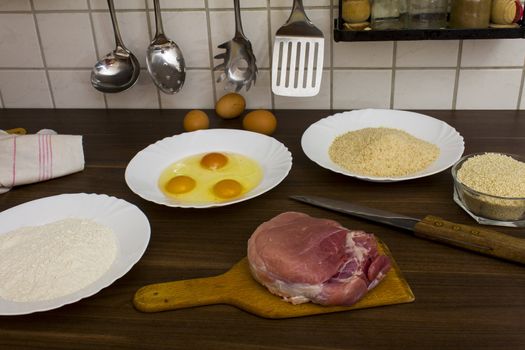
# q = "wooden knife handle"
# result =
<box><xmin>133</xmin><ymin>274</ymin><xmax>231</xmax><ymax>313</ymax></box>
<box><xmin>414</xmin><ymin>215</ymin><xmax>525</xmax><ymax>264</ymax></box>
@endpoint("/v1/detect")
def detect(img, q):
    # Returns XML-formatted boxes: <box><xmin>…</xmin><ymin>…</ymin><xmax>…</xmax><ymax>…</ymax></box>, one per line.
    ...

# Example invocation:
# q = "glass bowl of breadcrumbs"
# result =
<box><xmin>451</xmin><ymin>152</ymin><xmax>525</xmax><ymax>227</ymax></box>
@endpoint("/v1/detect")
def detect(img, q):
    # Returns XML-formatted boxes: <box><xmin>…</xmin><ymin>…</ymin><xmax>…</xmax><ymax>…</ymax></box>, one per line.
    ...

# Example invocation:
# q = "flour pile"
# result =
<box><xmin>0</xmin><ymin>218</ymin><xmax>117</xmax><ymax>302</ymax></box>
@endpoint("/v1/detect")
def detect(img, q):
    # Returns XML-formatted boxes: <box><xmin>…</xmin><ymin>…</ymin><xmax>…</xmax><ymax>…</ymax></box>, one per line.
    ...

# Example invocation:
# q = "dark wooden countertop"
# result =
<box><xmin>1</xmin><ymin>109</ymin><xmax>524</xmax><ymax>350</ymax></box>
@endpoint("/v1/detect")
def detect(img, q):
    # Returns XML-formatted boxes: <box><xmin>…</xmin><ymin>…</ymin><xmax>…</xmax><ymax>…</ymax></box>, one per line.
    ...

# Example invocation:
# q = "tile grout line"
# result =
<box><xmin>516</xmin><ymin>50</ymin><xmax>525</xmax><ymax>110</ymax></box>
<box><xmin>267</xmin><ymin>0</ymin><xmax>275</xmax><ymax>110</ymax></box>
<box><xmin>144</xmin><ymin>0</ymin><xmax>163</xmax><ymax>109</ymax></box>
<box><xmin>29</xmin><ymin>0</ymin><xmax>56</xmax><ymax>109</ymax></box>
<box><xmin>324</xmin><ymin>66</ymin><xmax>524</xmax><ymax>70</ymax></box>
<box><xmin>87</xmin><ymin>0</ymin><xmax>108</xmax><ymax>109</ymax></box>
<box><xmin>451</xmin><ymin>40</ymin><xmax>463</xmax><ymax>110</ymax></box>
<box><xmin>204</xmin><ymin>0</ymin><xmax>218</xmax><ymax>105</ymax></box>
<box><xmin>390</xmin><ymin>41</ymin><xmax>397</xmax><ymax>109</ymax></box>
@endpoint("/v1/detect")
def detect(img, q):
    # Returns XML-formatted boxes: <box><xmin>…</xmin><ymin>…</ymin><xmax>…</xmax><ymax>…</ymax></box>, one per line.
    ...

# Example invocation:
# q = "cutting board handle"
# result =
<box><xmin>133</xmin><ymin>274</ymin><xmax>233</xmax><ymax>312</ymax></box>
<box><xmin>415</xmin><ymin>215</ymin><xmax>525</xmax><ymax>264</ymax></box>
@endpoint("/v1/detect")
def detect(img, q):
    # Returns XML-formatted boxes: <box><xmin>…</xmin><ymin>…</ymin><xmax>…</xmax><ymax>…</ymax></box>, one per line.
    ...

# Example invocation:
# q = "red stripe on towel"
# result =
<box><xmin>43</xmin><ymin>135</ymin><xmax>49</xmax><ymax>180</ymax></box>
<box><xmin>45</xmin><ymin>135</ymin><xmax>51</xmax><ymax>180</ymax></box>
<box><xmin>49</xmin><ymin>135</ymin><xmax>53</xmax><ymax>179</ymax></box>
<box><xmin>11</xmin><ymin>136</ymin><xmax>17</xmax><ymax>187</ymax></box>
<box><xmin>38</xmin><ymin>134</ymin><xmax>42</xmax><ymax>181</ymax></box>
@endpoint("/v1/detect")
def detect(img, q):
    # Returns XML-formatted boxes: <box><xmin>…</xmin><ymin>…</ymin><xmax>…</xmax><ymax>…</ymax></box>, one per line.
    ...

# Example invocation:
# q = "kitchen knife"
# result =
<box><xmin>290</xmin><ymin>195</ymin><xmax>525</xmax><ymax>265</ymax></box>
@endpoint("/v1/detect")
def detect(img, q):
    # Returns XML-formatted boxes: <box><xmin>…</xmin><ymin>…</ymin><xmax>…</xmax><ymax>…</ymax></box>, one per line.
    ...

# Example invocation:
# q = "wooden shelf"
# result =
<box><xmin>334</xmin><ymin>19</ymin><xmax>525</xmax><ymax>42</ymax></box>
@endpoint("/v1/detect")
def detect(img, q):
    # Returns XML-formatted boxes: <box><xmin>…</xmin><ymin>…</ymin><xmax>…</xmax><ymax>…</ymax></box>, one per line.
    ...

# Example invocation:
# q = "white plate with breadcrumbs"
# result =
<box><xmin>301</xmin><ymin>109</ymin><xmax>465</xmax><ymax>182</ymax></box>
<box><xmin>125</xmin><ymin>129</ymin><xmax>293</xmax><ymax>208</ymax></box>
<box><xmin>0</xmin><ymin>193</ymin><xmax>150</xmax><ymax>315</ymax></box>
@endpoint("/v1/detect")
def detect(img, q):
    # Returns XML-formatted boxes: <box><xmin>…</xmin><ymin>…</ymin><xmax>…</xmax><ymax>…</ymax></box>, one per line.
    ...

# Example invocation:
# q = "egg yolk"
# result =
<box><xmin>200</xmin><ymin>152</ymin><xmax>228</xmax><ymax>170</ymax></box>
<box><xmin>165</xmin><ymin>175</ymin><xmax>196</xmax><ymax>194</ymax></box>
<box><xmin>213</xmin><ymin>179</ymin><xmax>243</xmax><ymax>199</ymax></box>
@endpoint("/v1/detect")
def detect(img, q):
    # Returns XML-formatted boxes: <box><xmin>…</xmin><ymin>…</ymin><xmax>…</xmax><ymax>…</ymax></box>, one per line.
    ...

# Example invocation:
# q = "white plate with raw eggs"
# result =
<box><xmin>125</xmin><ymin>129</ymin><xmax>293</xmax><ymax>208</ymax></box>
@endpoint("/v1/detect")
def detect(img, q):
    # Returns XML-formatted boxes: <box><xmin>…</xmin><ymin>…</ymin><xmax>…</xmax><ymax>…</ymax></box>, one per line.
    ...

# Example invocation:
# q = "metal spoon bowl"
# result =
<box><xmin>146</xmin><ymin>0</ymin><xmax>186</xmax><ymax>94</ymax></box>
<box><xmin>91</xmin><ymin>0</ymin><xmax>140</xmax><ymax>93</ymax></box>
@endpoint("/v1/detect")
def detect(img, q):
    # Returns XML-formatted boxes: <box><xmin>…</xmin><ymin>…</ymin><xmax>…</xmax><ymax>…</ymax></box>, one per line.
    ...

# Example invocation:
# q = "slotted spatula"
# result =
<box><xmin>271</xmin><ymin>0</ymin><xmax>324</xmax><ymax>97</ymax></box>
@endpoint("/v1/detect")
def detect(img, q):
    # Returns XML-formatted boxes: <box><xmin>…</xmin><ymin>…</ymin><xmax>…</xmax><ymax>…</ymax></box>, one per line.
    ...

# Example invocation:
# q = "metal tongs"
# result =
<box><xmin>213</xmin><ymin>0</ymin><xmax>258</xmax><ymax>92</ymax></box>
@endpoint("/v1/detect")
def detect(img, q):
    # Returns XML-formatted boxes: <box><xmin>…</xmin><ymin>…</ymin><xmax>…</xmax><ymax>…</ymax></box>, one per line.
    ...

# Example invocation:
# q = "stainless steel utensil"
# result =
<box><xmin>271</xmin><ymin>0</ymin><xmax>324</xmax><ymax>97</ymax></box>
<box><xmin>213</xmin><ymin>0</ymin><xmax>257</xmax><ymax>92</ymax></box>
<box><xmin>146</xmin><ymin>0</ymin><xmax>186</xmax><ymax>94</ymax></box>
<box><xmin>91</xmin><ymin>0</ymin><xmax>140</xmax><ymax>93</ymax></box>
<box><xmin>291</xmin><ymin>195</ymin><xmax>525</xmax><ymax>265</ymax></box>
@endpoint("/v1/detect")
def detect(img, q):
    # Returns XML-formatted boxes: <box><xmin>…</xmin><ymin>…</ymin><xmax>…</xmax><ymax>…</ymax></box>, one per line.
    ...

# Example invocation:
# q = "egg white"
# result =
<box><xmin>158</xmin><ymin>152</ymin><xmax>263</xmax><ymax>203</ymax></box>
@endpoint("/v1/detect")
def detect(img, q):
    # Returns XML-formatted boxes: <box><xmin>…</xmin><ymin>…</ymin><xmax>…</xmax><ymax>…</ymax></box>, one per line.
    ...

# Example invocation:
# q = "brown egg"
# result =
<box><xmin>183</xmin><ymin>110</ymin><xmax>209</xmax><ymax>132</ymax></box>
<box><xmin>215</xmin><ymin>93</ymin><xmax>246</xmax><ymax>119</ymax></box>
<box><xmin>242</xmin><ymin>110</ymin><xmax>277</xmax><ymax>135</ymax></box>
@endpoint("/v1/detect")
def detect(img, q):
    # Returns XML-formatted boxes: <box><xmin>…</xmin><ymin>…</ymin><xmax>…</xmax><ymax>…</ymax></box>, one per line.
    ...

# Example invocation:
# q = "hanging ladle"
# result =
<box><xmin>91</xmin><ymin>0</ymin><xmax>140</xmax><ymax>93</ymax></box>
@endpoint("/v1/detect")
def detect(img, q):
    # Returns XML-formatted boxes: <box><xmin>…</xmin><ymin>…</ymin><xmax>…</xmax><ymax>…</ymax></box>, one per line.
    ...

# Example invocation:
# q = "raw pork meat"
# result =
<box><xmin>247</xmin><ymin>212</ymin><xmax>391</xmax><ymax>306</ymax></box>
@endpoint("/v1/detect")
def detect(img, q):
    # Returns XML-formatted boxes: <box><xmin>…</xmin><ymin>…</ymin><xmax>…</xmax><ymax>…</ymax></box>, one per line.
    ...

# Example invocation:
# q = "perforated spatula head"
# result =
<box><xmin>271</xmin><ymin>0</ymin><xmax>324</xmax><ymax>97</ymax></box>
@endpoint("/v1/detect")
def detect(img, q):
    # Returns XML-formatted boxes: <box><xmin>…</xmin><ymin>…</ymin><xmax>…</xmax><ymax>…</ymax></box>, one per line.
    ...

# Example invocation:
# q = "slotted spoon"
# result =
<box><xmin>271</xmin><ymin>0</ymin><xmax>324</xmax><ymax>97</ymax></box>
<box><xmin>213</xmin><ymin>0</ymin><xmax>257</xmax><ymax>92</ymax></box>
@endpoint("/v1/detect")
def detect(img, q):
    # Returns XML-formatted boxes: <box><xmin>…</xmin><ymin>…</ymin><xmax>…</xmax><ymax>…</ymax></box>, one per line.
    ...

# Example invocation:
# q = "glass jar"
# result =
<box><xmin>371</xmin><ymin>0</ymin><xmax>403</xmax><ymax>29</ymax></box>
<box><xmin>407</xmin><ymin>0</ymin><xmax>448</xmax><ymax>29</ymax></box>
<box><xmin>450</xmin><ymin>0</ymin><xmax>493</xmax><ymax>28</ymax></box>
<box><xmin>342</xmin><ymin>0</ymin><xmax>371</xmax><ymax>24</ymax></box>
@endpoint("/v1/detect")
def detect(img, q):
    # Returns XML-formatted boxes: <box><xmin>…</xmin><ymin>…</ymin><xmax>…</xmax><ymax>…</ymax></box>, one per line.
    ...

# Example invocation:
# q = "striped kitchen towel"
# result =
<box><xmin>0</xmin><ymin>130</ymin><xmax>84</xmax><ymax>193</ymax></box>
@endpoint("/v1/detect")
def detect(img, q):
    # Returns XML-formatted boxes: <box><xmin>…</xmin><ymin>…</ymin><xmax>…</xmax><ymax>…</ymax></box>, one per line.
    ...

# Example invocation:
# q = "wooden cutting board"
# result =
<box><xmin>133</xmin><ymin>242</ymin><xmax>414</xmax><ymax>319</ymax></box>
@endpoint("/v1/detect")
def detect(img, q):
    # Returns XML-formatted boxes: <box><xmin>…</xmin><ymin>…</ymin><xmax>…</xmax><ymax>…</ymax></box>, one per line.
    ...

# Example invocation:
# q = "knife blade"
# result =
<box><xmin>290</xmin><ymin>195</ymin><xmax>525</xmax><ymax>265</ymax></box>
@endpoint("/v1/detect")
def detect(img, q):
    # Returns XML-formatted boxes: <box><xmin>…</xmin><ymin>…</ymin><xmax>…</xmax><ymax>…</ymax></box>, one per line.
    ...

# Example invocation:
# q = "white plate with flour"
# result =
<box><xmin>301</xmin><ymin>109</ymin><xmax>465</xmax><ymax>182</ymax></box>
<box><xmin>0</xmin><ymin>193</ymin><xmax>150</xmax><ymax>315</ymax></box>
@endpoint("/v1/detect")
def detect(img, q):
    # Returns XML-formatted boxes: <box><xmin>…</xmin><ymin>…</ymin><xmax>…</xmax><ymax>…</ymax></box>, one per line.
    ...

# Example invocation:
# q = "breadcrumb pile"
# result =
<box><xmin>328</xmin><ymin>127</ymin><xmax>440</xmax><ymax>177</ymax></box>
<box><xmin>457</xmin><ymin>153</ymin><xmax>525</xmax><ymax>198</ymax></box>
<box><xmin>455</xmin><ymin>153</ymin><xmax>525</xmax><ymax>221</ymax></box>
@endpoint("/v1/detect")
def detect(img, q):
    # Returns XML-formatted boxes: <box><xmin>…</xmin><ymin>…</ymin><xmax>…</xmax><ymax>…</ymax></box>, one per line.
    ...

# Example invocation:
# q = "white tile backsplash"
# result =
<box><xmin>456</xmin><ymin>69</ymin><xmax>522</xmax><ymax>109</ymax></box>
<box><xmin>92</xmin><ymin>11</ymin><xmax>150</xmax><ymax>66</ymax></box>
<box><xmin>209</xmin><ymin>0</ymin><xmax>267</xmax><ymax>8</ymax></box>
<box><xmin>274</xmin><ymin>70</ymin><xmax>331</xmax><ymax>109</ymax></box>
<box><xmin>270</xmin><ymin>0</ymin><xmax>331</xmax><ymax>6</ymax></box>
<box><xmin>90</xmin><ymin>0</ymin><xmax>146</xmax><ymax>10</ymax></box>
<box><xmin>0</xmin><ymin>70</ymin><xmax>53</xmax><ymax>108</ymax></box>
<box><xmin>33</xmin><ymin>0</ymin><xmax>88</xmax><ymax>10</ymax></box>
<box><xmin>0</xmin><ymin>14</ymin><xmax>43</xmax><ymax>68</ymax></box>
<box><xmin>2</xmin><ymin>4</ymin><xmax>525</xmax><ymax>110</ymax></box>
<box><xmin>160</xmin><ymin>70</ymin><xmax>215</xmax><ymax>109</ymax></box>
<box><xmin>106</xmin><ymin>70</ymin><xmax>160</xmax><ymax>108</ymax></box>
<box><xmin>461</xmin><ymin>39</ymin><xmax>525</xmax><ymax>67</ymax></box>
<box><xmin>394</xmin><ymin>69</ymin><xmax>456</xmax><ymax>109</ymax></box>
<box><xmin>211</xmin><ymin>9</ymin><xmax>270</xmax><ymax>69</ymax></box>
<box><xmin>0</xmin><ymin>0</ymin><xmax>31</xmax><ymax>11</ymax></box>
<box><xmin>396</xmin><ymin>41</ymin><xmax>459</xmax><ymax>68</ymax></box>
<box><xmin>36</xmin><ymin>13</ymin><xmax>97</xmax><ymax>68</ymax></box>
<box><xmin>151</xmin><ymin>10</ymin><xmax>210</xmax><ymax>68</ymax></box>
<box><xmin>333</xmin><ymin>41</ymin><xmax>394</xmax><ymax>68</ymax></box>
<box><xmin>147</xmin><ymin>0</ymin><xmax>205</xmax><ymax>9</ymax></box>
<box><xmin>333</xmin><ymin>69</ymin><xmax>392</xmax><ymax>109</ymax></box>
<box><xmin>48</xmin><ymin>70</ymin><xmax>105</xmax><ymax>108</ymax></box>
